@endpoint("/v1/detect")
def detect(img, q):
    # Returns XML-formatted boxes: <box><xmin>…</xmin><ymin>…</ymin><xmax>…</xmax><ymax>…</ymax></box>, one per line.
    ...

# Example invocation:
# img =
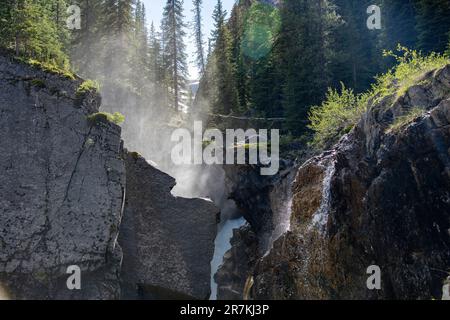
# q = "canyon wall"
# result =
<box><xmin>252</xmin><ymin>65</ymin><xmax>450</xmax><ymax>300</ymax></box>
<box><xmin>0</xmin><ymin>53</ymin><xmax>217</xmax><ymax>300</ymax></box>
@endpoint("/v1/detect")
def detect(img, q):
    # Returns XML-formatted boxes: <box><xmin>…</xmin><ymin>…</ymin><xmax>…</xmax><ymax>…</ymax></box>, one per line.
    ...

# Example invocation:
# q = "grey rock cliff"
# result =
<box><xmin>0</xmin><ymin>54</ymin><xmax>125</xmax><ymax>299</ymax></box>
<box><xmin>0</xmin><ymin>53</ymin><xmax>219</xmax><ymax>300</ymax></box>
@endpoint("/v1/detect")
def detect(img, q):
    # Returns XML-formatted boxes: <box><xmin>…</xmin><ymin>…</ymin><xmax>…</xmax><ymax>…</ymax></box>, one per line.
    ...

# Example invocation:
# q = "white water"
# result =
<box><xmin>266</xmin><ymin>171</ymin><xmax>295</xmax><ymax>254</ymax></box>
<box><xmin>270</xmin><ymin>194</ymin><xmax>292</xmax><ymax>244</ymax></box>
<box><xmin>311</xmin><ymin>162</ymin><xmax>335</xmax><ymax>231</ymax></box>
<box><xmin>209</xmin><ymin>216</ymin><xmax>247</xmax><ymax>300</ymax></box>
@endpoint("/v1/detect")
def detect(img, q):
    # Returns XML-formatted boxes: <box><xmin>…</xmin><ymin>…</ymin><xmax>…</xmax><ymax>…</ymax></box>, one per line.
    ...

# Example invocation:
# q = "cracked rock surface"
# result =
<box><xmin>0</xmin><ymin>54</ymin><xmax>125</xmax><ymax>299</ymax></box>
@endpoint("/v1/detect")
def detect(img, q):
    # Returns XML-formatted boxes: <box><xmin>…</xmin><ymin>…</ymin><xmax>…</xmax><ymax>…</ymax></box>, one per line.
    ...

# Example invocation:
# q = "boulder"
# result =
<box><xmin>119</xmin><ymin>152</ymin><xmax>218</xmax><ymax>300</ymax></box>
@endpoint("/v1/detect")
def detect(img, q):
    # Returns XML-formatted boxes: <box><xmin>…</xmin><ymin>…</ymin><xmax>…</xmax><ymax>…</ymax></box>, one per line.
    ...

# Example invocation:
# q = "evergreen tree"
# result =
<box><xmin>0</xmin><ymin>1</ymin><xmax>16</xmax><ymax>50</ymax></box>
<box><xmin>330</xmin><ymin>0</ymin><xmax>380</xmax><ymax>93</ymax></box>
<box><xmin>415</xmin><ymin>0</ymin><xmax>450</xmax><ymax>53</ymax></box>
<box><xmin>130</xmin><ymin>0</ymin><xmax>150</xmax><ymax>94</ymax></box>
<box><xmin>71</xmin><ymin>0</ymin><xmax>103</xmax><ymax>76</ymax></box>
<box><xmin>4</xmin><ymin>0</ymin><xmax>68</xmax><ymax>66</ymax></box>
<box><xmin>100</xmin><ymin>0</ymin><xmax>135</xmax><ymax>88</ymax></box>
<box><xmin>117</xmin><ymin>0</ymin><xmax>134</xmax><ymax>33</ymax></box>
<box><xmin>149</xmin><ymin>22</ymin><xmax>165</xmax><ymax>86</ymax></box>
<box><xmin>244</xmin><ymin>2</ymin><xmax>283</xmax><ymax>118</ymax></box>
<box><xmin>209</xmin><ymin>0</ymin><xmax>237</xmax><ymax>115</ymax></box>
<box><xmin>210</xmin><ymin>0</ymin><xmax>227</xmax><ymax>46</ymax></box>
<box><xmin>161</xmin><ymin>0</ymin><xmax>188</xmax><ymax>111</ymax></box>
<box><xmin>192</xmin><ymin>0</ymin><xmax>206</xmax><ymax>76</ymax></box>
<box><xmin>376</xmin><ymin>0</ymin><xmax>417</xmax><ymax>70</ymax></box>
<box><xmin>446</xmin><ymin>34</ymin><xmax>450</xmax><ymax>57</ymax></box>
<box><xmin>379</xmin><ymin>0</ymin><xmax>417</xmax><ymax>51</ymax></box>
<box><xmin>279</xmin><ymin>0</ymin><xmax>338</xmax><ymax>135</ymax></box>
<box><xmin>227</xmin><ymin>0</ymin><xmax>252</xmax><ymax>113</ymax></box>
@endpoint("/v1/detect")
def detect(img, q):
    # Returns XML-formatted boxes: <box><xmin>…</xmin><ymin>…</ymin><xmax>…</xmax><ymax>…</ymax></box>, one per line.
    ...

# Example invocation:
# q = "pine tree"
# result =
<box><xmin>244</xmin><ymin>2</ymin><xmax>283</xmax><ymax>118</ymax></box>
<box><xmin>279</xmin><ymin>0</ymin><xmax>338</xmax><ymax>135</ymax></box>
<box><xmin>446</xmin><ymin>34</ymin><xmax>450</xmax><ymax>57</ymax></box>
<box><xmin>192</xmin><ymin>0</ymin><xmax>206</xmax><ymax>76</ymax></box>
<box><xmin>210</xmin><ymin>0</ymin><xmax>227</xmax><ymax>46</ymax></box>
<box><xmin>373</xmin><ymin>0</ymin><xmax>418</xmax><ymax>72</ymax></box>
<box><xmin>149</xmin><ymin>22</ymin><xmax>164</xmax><ymax>85</ymax></box>
<box><xmin>130</xmin><ymin>0</ymin><xmax>150</xmax><ymax>94</ymax></box>
<box><xmin>415</xmin><ymin>0</ymin><xmax>450</xmax><ymax>53</ymax></box>
<box><xmin>227</xmin><ymin>0</ymin><xmax>253</xmax><ymax>113</ymax></box>
<box><xmin>100</xmin><ymin>0</ymin><xmax>135</xmax><ymax>88</ymax></box>
<box><xmin>378</xmin><ymin>0</ymin><xmax>417</xmax><ymax>52</ymax></box>
<box><xmin>329</xmin><ymin>0</ymin><xmax>381</xmax><ymax>93</ymax></box>
<box><xmin>3</xmin><ymin>0</ymin><xmax>68</xmax><ymax>66</ymax></box>
<box><xmin>117</xmin><ymin>0</ymin><xmax>134</xmax><ymax>34</ymax></box>
<box><xmin>71</xmin><ymin>0</ymin><xmax>103</xmax><ymax>76</ymax></box>
<box><xmin>209</xmin><ymin>0</ymin><xmax>237</xmax><ymax>115</ymax></box>
<box><xmin>0</xmin><ymin>1</ymin><xmax>15</xmax><ymax>50</ymax></box>
<box><xmin>161</xmin><ymin>0</ymin><xmax>188</xmax><ymax>111</ymax></box>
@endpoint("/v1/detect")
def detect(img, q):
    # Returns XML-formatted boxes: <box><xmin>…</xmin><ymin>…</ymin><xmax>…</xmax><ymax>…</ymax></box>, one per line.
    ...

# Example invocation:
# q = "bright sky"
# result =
<box><xmin>143</xmin><ymin>0</ymin><xmax>237</xmax><ymax>80</ymax></box>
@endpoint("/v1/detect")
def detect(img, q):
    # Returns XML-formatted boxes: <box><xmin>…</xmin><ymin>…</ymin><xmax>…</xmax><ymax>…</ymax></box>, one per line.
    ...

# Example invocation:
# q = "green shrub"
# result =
<box><xmin>308</xmin><ymin>46</ymin><xmax>449</xmax><ymax>149</ymax></box>
<box><xmin>130</xmin><ymin>151</ymin><xmax>141</xmax><ymax>160</ymax></box>
<box><xmin>308</xmin><ymin>83</ymin><xmax>367</xmax><ymax>148</ymax></box>
<box><xmin>25</xmin><ymin>58</ymin><xmax>75</xmax><ymax>80</ymax></box>
<box><xmin>88</xmin><ymin>112</ymin><xmax>125</xmax><ymax>126</ymax></box>
<box><xmin>372</xmin><ymin>45</ymin><xmax>449</xmax><ymax>102</ymax></box>
<box><xmin>77</xmin><ymin>80</ymin><xmax>100</xmax><ymax>96</ymax></box>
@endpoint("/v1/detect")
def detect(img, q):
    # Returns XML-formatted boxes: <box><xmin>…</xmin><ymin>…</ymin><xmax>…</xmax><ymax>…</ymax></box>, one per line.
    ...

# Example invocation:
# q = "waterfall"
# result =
<box><xmin>265</xmin><ymin>170</ymin><xmax>296</xmax><ymax>254</ymax></box>
<box><xmin>209</xmin><ymin>215</ymin><xmax>247</xmax><ymax>300</ymax></box>
<box><xmin>311</xmin><ymin>162</ymin><xmax>335</xmax><ymax>231</ymax></box>
<box><xmin>164</xmin><ymin>163</ymin><xmax>247</xmax><ymax>301</ymax></box>
<box><xmin>272</xmin><ymin>193</ymin><xmax>292</xmax><ymax>240</ymax></box>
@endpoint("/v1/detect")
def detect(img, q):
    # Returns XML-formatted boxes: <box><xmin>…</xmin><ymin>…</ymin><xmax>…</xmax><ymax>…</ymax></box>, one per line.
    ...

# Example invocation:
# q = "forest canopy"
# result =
<box><xmin>1</xmin><ymin>0</ymin><xmax>450</xmax><ymax>150</ymax></box>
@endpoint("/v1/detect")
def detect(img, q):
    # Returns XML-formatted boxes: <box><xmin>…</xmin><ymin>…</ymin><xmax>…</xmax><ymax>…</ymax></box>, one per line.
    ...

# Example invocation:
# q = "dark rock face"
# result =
<box><xmin>253</xmin><ymin>65</ymin><xmax>450</xmax><ymax>300</ymax></box>
<box><xmin>224</xmin><ymin>161</ymin><xmax>294</xmax><ymax>250</ymax></box>
<box><xmin>224</xmin><ymin>165</ymin><xmax>275</xmax><ymax>247</ymax></box>
<box><xmin>215</xmin><ymin>163</ymin><xmax>295</xmax><ymax>300</ymax></box>
<box><xmin>119</xmin><ymin>153</ymin><xmax>218</xmax><ymax>300</ymax></box>
<box><xmin>0</xmin><ymin>54</ymin><xmax>125</xmax><ymax>299</ymax></box>
<box><xmin>214</xmin><ymin>225</ymin><xmax>258</xmax><ymax>300</ymax></box>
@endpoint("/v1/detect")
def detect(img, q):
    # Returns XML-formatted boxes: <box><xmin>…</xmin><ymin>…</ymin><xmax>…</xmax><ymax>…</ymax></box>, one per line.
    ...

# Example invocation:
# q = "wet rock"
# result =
<box><xmin>253</xmin><ymin>65</ymin><xmax>450</xmax><ymax>300</ymax></box>
<box><xmin>215</xmin><ymin>162</ymin><xmax>296</xmax><ymax>300</ymax></box>
<box><xmin>224</xmin><ymin>160</ymin><xmax>294</xmax><ymax>251</ymax></box>
<box><xmin>215</xmin><ymin>225</ymin><xmax>258</xmax><ymax>300</ymax></box>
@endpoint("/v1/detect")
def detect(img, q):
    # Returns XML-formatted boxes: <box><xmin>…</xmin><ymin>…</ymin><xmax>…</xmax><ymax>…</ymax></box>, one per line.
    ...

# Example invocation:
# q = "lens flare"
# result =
<box><xmin>241</xmin><ymin>3</ymin><xmax>281</xmax><ymax>60</ymax></box>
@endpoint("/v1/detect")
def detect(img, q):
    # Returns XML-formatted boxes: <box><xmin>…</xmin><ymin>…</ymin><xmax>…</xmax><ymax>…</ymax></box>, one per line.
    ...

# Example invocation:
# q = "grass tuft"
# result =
<box><xmin>87</xmin><ymin>112</ymin><xmax>125</xmax><ymax>126</ymax></box>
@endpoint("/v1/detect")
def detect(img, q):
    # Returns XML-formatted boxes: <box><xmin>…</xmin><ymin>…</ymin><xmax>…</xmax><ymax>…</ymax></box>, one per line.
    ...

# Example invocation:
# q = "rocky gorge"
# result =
<box><xmin>0</xmin><ymin>53</ymin><xmax>217</xmax><ymax>299</ymax></box>
<box><xmin>217</xmin><ymin>64</ymin><xmax>450</xmax><ymax>300</ymax></box>
<box><xmin>0</xmin><ymin>51</ymin><xmax>449</xmax><ymax>300</ymax></box>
